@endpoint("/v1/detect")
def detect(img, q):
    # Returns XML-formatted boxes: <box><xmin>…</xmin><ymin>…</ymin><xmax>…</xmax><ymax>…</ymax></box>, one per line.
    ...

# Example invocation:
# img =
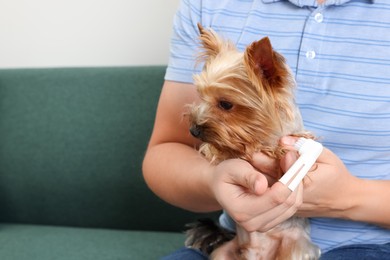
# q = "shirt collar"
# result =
<box><xmin>262</xmin><ymin>0</ymin><xmax>376</xmax><ymax>7</ymax></box>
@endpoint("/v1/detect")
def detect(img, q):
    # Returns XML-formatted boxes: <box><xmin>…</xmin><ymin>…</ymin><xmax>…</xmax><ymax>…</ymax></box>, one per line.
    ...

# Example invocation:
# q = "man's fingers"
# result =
<box><xmin>251</xmin><ymin>152</ymin><xmax>279</xmax><ymax>178</ymax></box>
<box><xmin>228</xmin><ymin>160</ymin><xmax>268</xmax><ymax>195</ymax></box>
<box><xmin>280</xmin><ymin>150</ymin><xmax>298</xmax><ymax>173</ymax></box>
<box><xmin>238</xmin><ymin>183</ymin><xmax>301</xmax><ymax>232</ymax></box>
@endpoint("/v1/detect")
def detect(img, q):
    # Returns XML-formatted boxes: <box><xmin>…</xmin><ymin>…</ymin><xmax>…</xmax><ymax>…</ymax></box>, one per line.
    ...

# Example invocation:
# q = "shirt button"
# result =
<box><xmin>314</xmin><ymin>13</ymin><xmax>324</xmax><ymax>23</ymax></box>
<box><xmin>306</xmin><ymin>50</ymin><xmax>316</xmax><ymax>59</ymax></box>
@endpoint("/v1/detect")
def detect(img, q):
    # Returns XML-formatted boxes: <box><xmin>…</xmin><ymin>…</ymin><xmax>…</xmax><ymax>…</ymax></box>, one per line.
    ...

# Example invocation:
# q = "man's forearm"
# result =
<box><xmin>143</xmin><ymin>142</ymin><xmax>221</xmax><ymax>213</ymax></box>
<box><xmin>348</xmin><ymin>179</ymin><xmax>390</xmax><ymax>228</ymax></box>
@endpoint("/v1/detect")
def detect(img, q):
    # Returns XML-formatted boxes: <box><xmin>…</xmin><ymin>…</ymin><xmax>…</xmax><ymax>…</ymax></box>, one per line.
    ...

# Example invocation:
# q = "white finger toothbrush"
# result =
<box><xmin>279</xmin><ymin>138</ymin><xmax>323</xmax><ymax>191</ymax></box>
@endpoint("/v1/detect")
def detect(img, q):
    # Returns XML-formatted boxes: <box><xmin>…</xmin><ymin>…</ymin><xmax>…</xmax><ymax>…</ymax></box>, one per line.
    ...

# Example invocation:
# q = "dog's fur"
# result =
<box><xmin>186</xmin><ymin>24</ymin><xmax>320</xmax><ymax>260</ymax></box>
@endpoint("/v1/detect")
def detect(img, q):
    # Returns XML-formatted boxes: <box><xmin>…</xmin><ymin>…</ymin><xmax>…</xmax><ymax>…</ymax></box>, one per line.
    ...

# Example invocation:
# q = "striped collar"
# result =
<box><xmin>262</xmin><ymin>0</ymin><xmax>376</xmax><ymax>7</ymax></box>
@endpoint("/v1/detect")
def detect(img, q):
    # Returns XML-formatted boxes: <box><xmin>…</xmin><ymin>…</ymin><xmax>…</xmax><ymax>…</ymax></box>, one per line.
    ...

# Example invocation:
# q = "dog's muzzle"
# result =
<box><xmin>190</xmin><ymin>125</ymin><xmax>204</xmax><ymax>139</ymax></box>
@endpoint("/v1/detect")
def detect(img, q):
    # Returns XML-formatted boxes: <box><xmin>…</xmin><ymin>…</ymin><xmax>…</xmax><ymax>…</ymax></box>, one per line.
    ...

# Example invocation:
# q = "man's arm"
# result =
<box><xmin>142</xmin><ymin>80</ymin><xmax>221</xmax><ymax>212</ymax></box>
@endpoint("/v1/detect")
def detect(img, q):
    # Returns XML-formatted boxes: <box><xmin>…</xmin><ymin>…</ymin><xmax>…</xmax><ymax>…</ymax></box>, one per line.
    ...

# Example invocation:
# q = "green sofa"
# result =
<box><xmin>0</xmin><ymin>66</ymin><xmax>218</xmax><ymax>259</ymax></box>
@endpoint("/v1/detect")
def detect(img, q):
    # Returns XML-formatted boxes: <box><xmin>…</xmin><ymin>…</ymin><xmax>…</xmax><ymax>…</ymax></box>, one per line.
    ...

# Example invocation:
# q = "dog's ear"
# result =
<box><xmin>197</xmin><ymin>23</ymin><xmax>225</xmax><ymax>61</ymax></box>
<box><xmin>245</xmin><ymin>37</ymin><xmax>291</xmax><ymax>92</ymax></box>
<box><xmin>244</xmin><ymin>37</ymin><xmax>276</xmax><ymax>80</ymax></box>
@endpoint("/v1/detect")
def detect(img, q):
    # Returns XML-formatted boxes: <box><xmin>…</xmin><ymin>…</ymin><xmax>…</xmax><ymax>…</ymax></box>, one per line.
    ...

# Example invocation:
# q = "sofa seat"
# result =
<box><xmin>0</xmin><ymin>224</ymin><xmax>184</xmax><ymax>259</ymax></box>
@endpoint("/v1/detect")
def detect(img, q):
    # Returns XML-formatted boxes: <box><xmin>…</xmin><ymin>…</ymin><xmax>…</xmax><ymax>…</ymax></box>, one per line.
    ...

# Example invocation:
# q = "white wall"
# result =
<box><xmin>0</xmin><ymin>0</ymin><xmax>180</xmax><ymax>68</ymax></box>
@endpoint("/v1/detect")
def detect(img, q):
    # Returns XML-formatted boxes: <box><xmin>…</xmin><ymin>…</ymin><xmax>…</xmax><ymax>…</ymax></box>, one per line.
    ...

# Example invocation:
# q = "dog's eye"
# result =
<box><xmin>218</xmin><ymin>100</ymin><xmax>233</xmax><ymax>110</ymax></box>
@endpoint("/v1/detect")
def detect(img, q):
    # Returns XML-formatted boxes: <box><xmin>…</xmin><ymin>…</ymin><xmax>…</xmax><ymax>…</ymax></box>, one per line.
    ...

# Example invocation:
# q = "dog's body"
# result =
<box><xmin>186</xmin><ymin>24</ymin><xmax>320</xmax><ymax>260</ymax></box>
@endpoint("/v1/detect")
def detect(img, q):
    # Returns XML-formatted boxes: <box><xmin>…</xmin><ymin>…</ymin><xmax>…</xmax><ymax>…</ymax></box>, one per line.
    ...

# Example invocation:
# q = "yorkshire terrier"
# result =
<box><xmin>185</xmin><ymin>24</ymin><xmax>321</xmax><ymax>260</ymax></box>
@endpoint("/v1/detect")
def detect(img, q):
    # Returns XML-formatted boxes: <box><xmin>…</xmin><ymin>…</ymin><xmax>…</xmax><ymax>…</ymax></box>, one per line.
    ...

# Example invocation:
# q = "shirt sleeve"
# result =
<box><xmin>165</xmin><ymin>0</ymin><xmax>203</xmax><ymax>84</ymax></box>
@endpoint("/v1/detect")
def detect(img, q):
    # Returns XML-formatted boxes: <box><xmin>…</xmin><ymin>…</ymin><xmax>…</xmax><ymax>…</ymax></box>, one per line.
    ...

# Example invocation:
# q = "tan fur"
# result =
<box><xmin>187</xmin><ymin>24</ymin><xmax>320</xmax><ymax>259</ymax></box>
<box><xmin>189</xmin><ymin>25</ymin><xmax>312</xmax><ymax>164</ymax></box>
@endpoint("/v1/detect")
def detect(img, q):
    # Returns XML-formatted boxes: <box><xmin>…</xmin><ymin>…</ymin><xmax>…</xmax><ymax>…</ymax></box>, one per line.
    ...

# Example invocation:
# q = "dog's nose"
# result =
<box><xmin>190</xmin><ymin>125</ymin><xmax>202</xmax><ymax>138</ymax></box>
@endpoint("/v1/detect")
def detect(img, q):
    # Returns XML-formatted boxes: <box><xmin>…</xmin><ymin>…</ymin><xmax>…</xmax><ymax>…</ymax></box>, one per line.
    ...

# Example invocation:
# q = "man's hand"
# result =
<box><xmin>210</xmin><ymin>158</ymin><xmax>303</xmax><ymax>232</ymax></box>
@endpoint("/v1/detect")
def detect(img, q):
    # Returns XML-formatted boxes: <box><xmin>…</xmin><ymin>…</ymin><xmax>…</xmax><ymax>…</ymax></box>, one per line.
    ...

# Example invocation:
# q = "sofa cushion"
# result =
<box><xmin>0</xmin><ymin>224</ymin><xmax>184</xmax><ymax>259</ymax></box>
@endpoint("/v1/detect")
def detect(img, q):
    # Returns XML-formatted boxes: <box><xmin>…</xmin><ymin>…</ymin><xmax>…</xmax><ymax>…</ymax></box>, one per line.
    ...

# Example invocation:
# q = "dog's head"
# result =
<box><xmin>188</xmin><ymin>24</ymin><xmax>304</xmax><ymax>163</ymax></box>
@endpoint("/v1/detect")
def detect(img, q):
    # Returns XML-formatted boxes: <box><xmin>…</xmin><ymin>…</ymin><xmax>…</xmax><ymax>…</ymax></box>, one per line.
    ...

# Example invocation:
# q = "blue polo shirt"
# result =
<box><xmin>165</xmin><ymin>0</ymin><xmax>390</xmax><ymax>253</ymax></box>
